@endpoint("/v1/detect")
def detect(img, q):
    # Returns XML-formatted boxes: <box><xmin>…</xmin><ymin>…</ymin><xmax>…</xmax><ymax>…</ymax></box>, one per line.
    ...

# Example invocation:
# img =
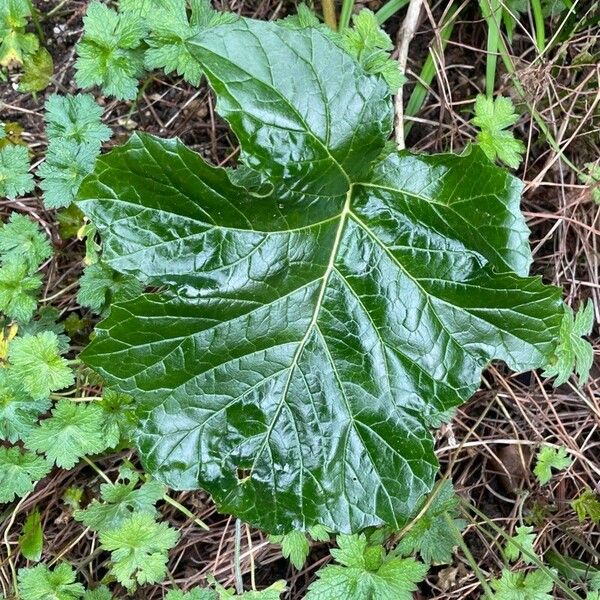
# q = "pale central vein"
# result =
<box><xmin>248</xmin><ymin>184</ymin><xmax>353</xmax><ymax>477</ymax></box>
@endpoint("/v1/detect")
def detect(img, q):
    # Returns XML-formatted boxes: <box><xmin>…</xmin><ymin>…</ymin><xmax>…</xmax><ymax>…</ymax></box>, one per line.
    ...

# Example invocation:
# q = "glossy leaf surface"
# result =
<box><xmin>78</xmin><ymin>18</ymin><xmax>563</xmax><ymax>533</ymax></box>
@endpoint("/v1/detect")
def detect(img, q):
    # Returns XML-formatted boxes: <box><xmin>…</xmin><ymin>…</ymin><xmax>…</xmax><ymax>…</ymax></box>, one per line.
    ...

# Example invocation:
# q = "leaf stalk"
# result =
<box><xmin>338</xmin><ymin>0</ymin><xmax>355</xmax><ymax>30</ymax></box>
<box><xmin>322</xmin><ymin>0</ymin><xmax>338</xmax><ymax>30</ymax></box>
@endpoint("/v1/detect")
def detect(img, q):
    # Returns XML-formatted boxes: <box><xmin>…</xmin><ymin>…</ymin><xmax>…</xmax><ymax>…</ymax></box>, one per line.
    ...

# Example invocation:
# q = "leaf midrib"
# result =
<box><xmin>245</xmin><ymin>170</ymin><xmax>499</xmax><ymax>487</ymax></box>
<box><xmin>348</xmin><ymin>207</ymin><xmax>548</xmax><ymax>352</ymax></box>
<box><xmin>248</xmin><ymin>175</ymin><xmax>546</xmax><ymax>456</ymax></box>
<box><xmin>248</xmin><ymin>186</ymin><xmax>353</xmax><ymax>479</ymax></box>
<box><xmin>190</xmin><ymin>42</ymin><xmax>352</xmax><ymax>190</ymax></box>
<box><xmin>358</xmin><ymin>180</ymin><xmax>513</xmax><ymax>272</ymax></box>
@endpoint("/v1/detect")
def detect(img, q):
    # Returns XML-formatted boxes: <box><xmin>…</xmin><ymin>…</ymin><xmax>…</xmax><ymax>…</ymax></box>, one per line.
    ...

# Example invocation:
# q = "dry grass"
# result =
<box><xmin>1</xmin><ymin>0</ymin><xmax>599</xmax><ymax>597</ymax></box>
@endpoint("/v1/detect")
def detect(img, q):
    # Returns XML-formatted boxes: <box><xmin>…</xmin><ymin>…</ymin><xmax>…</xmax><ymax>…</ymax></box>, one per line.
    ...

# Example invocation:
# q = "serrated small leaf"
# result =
<box><xmin>0</xmin><ymin>446</ymin><xmax>51</xmax><ymax>503</ymax></box>
<box><xmin>269</xmin><ymin>530</ymin><xmax>310</xmax><ymax>569</ymax></box>
<box><xmin>0</xmin><ymin>370</ymin><xmax>50</xmax><ymax>442</ymax></box>
<box><xmin>8</xmin><ymin>332</ymin><xmax>74</xmax><ymax>400</ymax></box>
<box><xmin>0</xmin><ymin>0</ymin><xmax>30</xmax><ymax>33</ymax></box>
<box><xmin>0</xmin><ymin>0</ymin><xmax>32</xmax><ymax>61</ymax></box>
<box><xmin>74</xmin><ymin>475</ymin><xmax>165</xmax><ymax>531</ymax></box>
<box><xmin>165</xmin><ymin>588</ymin><xmax>218</xmax><ymax>600</ymax></box>
<box><xmin>308</xmin><ymin>524</ymin><xmax>331</xmax><ymax>542</ymax></box>
<box><xmin>144</xmin><ymin>0</ymin><xmax>237</xmax><ymax>86</ymax></box>
<box><xmin>0</xmin><ymin>20</ymin><xmax>38</xmax><ymax>67</ymax></box>
<box><xmin>75</xmin><ymin>2</ymin><xmax>146</xmax><ymax>100</ymax></box>
<box><xmin>209</xmin><ymin>577</ymin><xmax>286</xmax><ymax>599</ymax></box>
<box><xmin>490</xmin><ymin>568</ymin><xmax>555</xmax><ymax>599</ymax></box>
<box><xmin>38</xmin><ymin>140</ymin><xmax>99</xmax><ymax>209</ymax></box>
<box><xmin>472</xmin><ymin>95</ymin><xmax>525</xmax><ymax>169</ymax></box>
<box><xmin>119</xmin><ymin>0</ymin><xmax>161</xmax><ymax>17</ymax></box>
<box><xmin>0</xmin><ymin>260</ymin><xmax>42</xmax><ymax>323</ymax></box>
<box><xmin>305</xmin><ymin>534</ymin><xmax>427</xmax><ymax>600</ymax></box>
<box><xmin>77</xmin><ymin>262</ymin><xmax>144</xmax><ymax>313</ymax></box>
<box><xmin>19</xmin><ymin>509</ymin><xmax>44</xmax><ymax>561</ymax></box>
<box><xmin>473</xmin><ymin>95</ymin><xmax>520</xmax><ymax>130</ymax></box>
<box><xmin>99</xmin><ymin>513</ymin><xmax>179</xmax><ymax>590</ymax></box>
<box><xmin>18</xmin><ymin>306</ymin><xmax>71</xmax><ymax>354</ymax></box>
<box><xmin>82</xmin><ymin>586</ymin><xmax>113</xmax><ymax>600</ymax></box>
<box><xmin>505</xmin><ymin>525</ymin><xmax>537</xmax><ymax>564</ymax></box>
<box><xmin>97</xmin><ymin>389</ymin><xmax>138</xmax><ymax>447</ymax></box>
<box><xmin>543</xmin><ymin>300</ymin><xmax>594</xmax><ymax>386</ymax></box>
<box><xmin>62</xmin><ymin>486</ymin><xmax>84</xmax><ymax>510</ymax></box>
<box><xmin>572</xmin><ymin>489</ymin><xmax>600</xmax><ymax>524</ymax></box>
<box><xmin>18</xmin><ymin>563</ymin><xmax>85</xmax><ymax>600</ymax></box>
<box><xmin>19</xmin><ymin>47</ymin><xmax>53</xmax><ymax>93</ymax></box>
<box><xmin>533</xmin><ymin>445</ymin><xmax>572</xmax><ymax>485</ymax></box>
<box><xmin>478</xmin><ymin>129</ymin><xmax>525</xmax><ymax>170</ymax></box>
<box><xmin>280</xmin><ymin>4</ymin><xmax>322</xmax><ymax>28</ymax></box>
<box><xmin>44</xmin><ymin>93</ymin><xmax>111</xmax><ymax>146</ymax></box>
<box><xmin>339</xmin><ymin>9</ymin><xmax>403</xmax><ymax>92</ymax></box>
<box><xmin>0</xmin><ymin>144</ymin><xmax>34</xmax><ymax>199</ymax></box>
<box><xmin>0</xmin><ymin>213</ymin><xmax>53</xmax><ymax>272</ymax></box>
<box><xmin>270</xmin><ymin>523</ymin><xmax>331</xmax><ymax>568</ymax></box>
<box><xmin>394</xmin><ymin>481</ymin><xmax>466</xmax><ymax>564</ymax></box>
<box><xmin>25</xmin><ymin>399</ymin><xmax>109</xmax><ymax>468</ymax></box>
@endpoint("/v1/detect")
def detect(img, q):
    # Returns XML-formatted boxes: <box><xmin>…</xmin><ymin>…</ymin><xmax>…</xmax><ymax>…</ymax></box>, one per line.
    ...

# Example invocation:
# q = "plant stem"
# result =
<box><xmin>45</xmin><ymin>0</ymin><xmax>71</xmax><ymax>19</ymax></box>
<box><xmin>50</xmin><ymin>394</ymin><xmax>100</xmax><ymax>401</ymax></box>
<box><xmin>338</xmin><ymin>0</ymin><xmax>355</xmax><ymax>30</ymax></box>
<box><xmin>84</xmin><ymin>457</ymin><xmax>210</xmax><ymax>530</ymax></box>
<box><xmin>83</xmin><ymin>456</ymin><xmax>112</xmax><ymax>484</ymax></box>
<box><xmin>394</xmin><ymin>0</ymin><xmax>424</xmax><ymax>147</ymax></box>
<box><xmin>465</xmin><ymin>501</ymin><xmax>583</xmax><ymax>600</ymax></box>
<box><xmin>41</xmin><ymin>280</ymin><xmax>79</xmax><ymax>303</ymax></box>
<box><xmin>3</xmin><ymin>494</ymin><xmax>29</xmax><ymax>595</ymax></box>
<box><xmin>530</xmin><ymin>0</ymin><xmax>546</xmax><ymax>51</ymax></box>
<box><xmin>27</xmin><ymin>0</ymin><xmax>45</xmax><ymax>44</ymax></box>
<box><xmin>443</xmin><ymin>512</ymin><xmax>495</xmax><ymax>598</ymax></box>
<box><xmin>127</xmin><ymin>75</ymin><xmax>155</xmax><ymax>121</ymax></box>
<box><xmin>245</xmin><ymin>524</ymin><xmax>257</xmax><ymax>590</ymax></box>
<box><xmin>162</xmin><ymin>495</ymin><xmax>209</xmax><ymax>531</ymax></box>
<box><xmin>322</xmin><ymin>0</ymin><xmax>338</xmax><ymax>30</ymax></box>
<box><xmin>376</xmin><ymin>0</ymin><xmax>409</xmax><ymax>24</ymax></box>
<box><xmin>479</xmin><ymin>0</ymin><xmax>503</xmax><ymax>97</ymax></box>
<box><xmin>404</xmin><ymin>8</ymin><xmax>457</xmax><ymax>136</ymax></box>
<box><xmin>234</xmin><ymin>518</ymin><xmax>244</xmax><ymax>594</ymax></box>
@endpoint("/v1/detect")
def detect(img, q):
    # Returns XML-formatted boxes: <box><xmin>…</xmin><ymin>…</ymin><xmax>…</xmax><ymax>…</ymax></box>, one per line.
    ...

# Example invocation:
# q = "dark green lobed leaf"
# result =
<box><xmin>78</xmin><ymin>18</ymin><xmax>563</xmax><ymax>534</ymax></box>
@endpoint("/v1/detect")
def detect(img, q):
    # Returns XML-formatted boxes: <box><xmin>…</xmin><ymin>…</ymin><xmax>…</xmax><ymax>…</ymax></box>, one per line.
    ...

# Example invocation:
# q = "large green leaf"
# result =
<box><xmin>78</xmin><ymin>18</ymin><xmax>563</xmax><ymax>534</ymax></box>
